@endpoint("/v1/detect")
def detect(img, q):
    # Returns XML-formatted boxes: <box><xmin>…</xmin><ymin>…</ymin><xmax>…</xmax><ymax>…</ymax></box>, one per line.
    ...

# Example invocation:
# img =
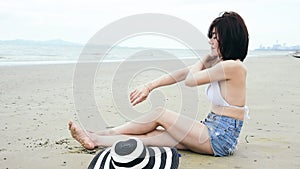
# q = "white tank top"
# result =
<box><xmin>205</xmin><ymin>81</ymin><xmax>249</xmax><ymax>118</ymax></box>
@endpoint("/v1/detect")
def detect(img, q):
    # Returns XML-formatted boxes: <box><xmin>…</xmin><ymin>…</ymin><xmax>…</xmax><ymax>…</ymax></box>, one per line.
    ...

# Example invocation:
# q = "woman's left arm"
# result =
<box><xmin>185</xmin><ymin>60</ymin><xmax>236</xmax><ymax>87</ymax></box>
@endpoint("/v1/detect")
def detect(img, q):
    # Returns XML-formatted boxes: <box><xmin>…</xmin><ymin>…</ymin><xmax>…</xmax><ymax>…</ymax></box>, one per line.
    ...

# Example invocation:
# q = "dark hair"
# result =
<box><xmin>208</xmin><ymin>12</ymin><xmax>249</xmax><ymax>62</ymax></box>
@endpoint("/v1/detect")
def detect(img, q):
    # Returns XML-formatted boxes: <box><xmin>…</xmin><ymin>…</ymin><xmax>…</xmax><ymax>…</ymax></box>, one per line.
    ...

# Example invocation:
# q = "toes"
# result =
<box><xmin>69</xmin><ymin>121</ymin><xmax>78</xmax><ymax>132</ymax></box>
<box><xmin>68</xmin><ymin>121</ymin><xmax>73</xmax><ymax>130</ymax></box>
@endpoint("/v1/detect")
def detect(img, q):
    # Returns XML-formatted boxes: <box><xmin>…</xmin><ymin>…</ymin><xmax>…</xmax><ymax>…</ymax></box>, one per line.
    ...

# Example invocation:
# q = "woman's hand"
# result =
<box><xmin>129</xmin><ymin>84</ymin><xmax>151</xmax><ymax>106</ymax></box>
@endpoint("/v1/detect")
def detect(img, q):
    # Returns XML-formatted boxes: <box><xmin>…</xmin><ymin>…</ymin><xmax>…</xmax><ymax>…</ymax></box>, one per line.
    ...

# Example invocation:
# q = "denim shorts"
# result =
<box><xmin>202</xmin><ymin>112</ymin><xmax>243</xmax><ymax>157</ymax></box>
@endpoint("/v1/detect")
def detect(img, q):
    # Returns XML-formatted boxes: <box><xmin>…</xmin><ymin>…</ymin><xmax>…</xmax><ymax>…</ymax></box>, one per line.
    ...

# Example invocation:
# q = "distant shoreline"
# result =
<box><xmin>0</xmin><ymin>54</ymin><xmax>290</xmax><ymax>67</ymax></box>
<box><xmin>254</xmin><ymin>49</ymin><xmax>300</xmax><ymax>51</ymax></box>
<box><xmin>0</xmin><ymin>42</ymin><xmax>294</xmax><ymax>66</ymax></box>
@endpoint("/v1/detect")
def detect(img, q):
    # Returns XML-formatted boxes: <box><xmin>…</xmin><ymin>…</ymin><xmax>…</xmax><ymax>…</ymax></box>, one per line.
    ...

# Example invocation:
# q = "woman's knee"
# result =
<box><xmin>149</xmin><ymin>107</ymin><xmax>168</xmax><ymax>123</ymax></box>
<box><xmin>153</xmin><ymin>106</ymin><xmax>171</xmax><ymax>118</ymax></box>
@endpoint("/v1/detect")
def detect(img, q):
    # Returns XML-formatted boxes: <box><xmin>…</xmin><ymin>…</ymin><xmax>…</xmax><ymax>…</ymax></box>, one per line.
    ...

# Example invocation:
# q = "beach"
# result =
<box><xmin>0</xmin><ymin>56</ymin><xmax>299</xmax><ymax>168</ymax></box>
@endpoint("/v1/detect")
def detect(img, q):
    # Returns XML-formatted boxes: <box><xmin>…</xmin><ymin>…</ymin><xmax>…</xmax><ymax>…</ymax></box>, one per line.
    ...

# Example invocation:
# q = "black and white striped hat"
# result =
<box><xmin>88</xmin><ymin>138</ymin><xmax>179</xmax><ymax>169</ymax></box>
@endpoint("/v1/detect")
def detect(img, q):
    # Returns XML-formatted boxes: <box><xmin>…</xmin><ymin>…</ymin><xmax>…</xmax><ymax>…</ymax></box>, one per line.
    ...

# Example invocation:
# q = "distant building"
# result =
<box><xmin>255</xmin><ymin>43</ymin><xmax>300</xmax><ymax>51</ymax></box>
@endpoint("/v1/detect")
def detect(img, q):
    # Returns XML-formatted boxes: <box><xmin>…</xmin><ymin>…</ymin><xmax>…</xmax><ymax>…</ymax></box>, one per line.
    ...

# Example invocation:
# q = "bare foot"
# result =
<box><xmin>68</xmin><ymin>121</ymin><xmax>97</xmax><ymax>150</ymax></box>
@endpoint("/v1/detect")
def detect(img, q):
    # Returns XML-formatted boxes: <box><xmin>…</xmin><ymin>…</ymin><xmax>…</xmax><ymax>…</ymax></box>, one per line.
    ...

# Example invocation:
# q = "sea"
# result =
<box><xmin>0</xmin><ymin>44</ymin><xmax>293</xmax><ymax>66</ymax></box>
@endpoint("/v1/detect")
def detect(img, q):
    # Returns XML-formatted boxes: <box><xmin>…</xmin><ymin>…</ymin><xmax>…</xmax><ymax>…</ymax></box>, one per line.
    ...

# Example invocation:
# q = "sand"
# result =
<box><xmin>0</xmin><ymin>56</ymin><xmax>299</xmax><ymax>169</ymax></box>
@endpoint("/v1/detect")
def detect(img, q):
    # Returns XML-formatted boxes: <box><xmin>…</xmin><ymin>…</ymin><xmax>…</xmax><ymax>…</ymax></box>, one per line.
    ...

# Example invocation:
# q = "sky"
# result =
<box><xmin>0</xmin><ymin>0</ymin><xmax>299</xmax><ymax>50</ymax></box>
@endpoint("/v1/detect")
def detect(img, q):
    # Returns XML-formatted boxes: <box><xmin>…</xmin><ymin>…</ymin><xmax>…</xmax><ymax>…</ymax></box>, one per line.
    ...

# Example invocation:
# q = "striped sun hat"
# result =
<box><xmin>88</xmin><ymin>138</ymin><xmax>180</xmax><ymax>169</ymax></box>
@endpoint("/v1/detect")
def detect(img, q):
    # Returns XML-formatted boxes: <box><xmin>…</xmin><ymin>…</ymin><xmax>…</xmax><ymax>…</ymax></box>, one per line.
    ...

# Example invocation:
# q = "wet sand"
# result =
<box><xmin>0</xmin><ymin>56</ymin><xmax>299</xmax><ymax>168</ymax></box>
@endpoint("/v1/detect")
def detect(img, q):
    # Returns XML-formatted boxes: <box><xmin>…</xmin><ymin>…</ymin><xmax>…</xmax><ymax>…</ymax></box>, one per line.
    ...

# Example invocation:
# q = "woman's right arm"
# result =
<box><xmin>130</xmin><ymin>67</ymin><xmax>190</xmax><ymax>106</ymax></box>
<box><xmin>129</xmin><ymin>54</ymin><xmax>219</xmax><ymax>106</ymax></box>
<box><xmin>146</xmin><ymin>67</ymin><xmax>189</xmax><ymax>91</ymax></box>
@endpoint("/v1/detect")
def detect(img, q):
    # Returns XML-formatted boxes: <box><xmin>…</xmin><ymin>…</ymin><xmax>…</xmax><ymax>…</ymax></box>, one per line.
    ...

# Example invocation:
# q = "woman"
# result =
<box><xmin>69</xmin><ymin>11</ymin><xmax>249</xmax><ymax>157</ymax></box>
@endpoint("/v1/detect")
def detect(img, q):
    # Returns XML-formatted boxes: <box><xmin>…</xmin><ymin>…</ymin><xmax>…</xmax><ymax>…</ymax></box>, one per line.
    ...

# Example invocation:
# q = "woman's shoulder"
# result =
<box><xmin>219</xmin><ymin>59</ymin><xmax>247</xmax><ymax>76</ymax></box>
<box><xmin>221</xmin><ymin>59</ymin><xmax>246</xmax><ymax>69</ymax></box>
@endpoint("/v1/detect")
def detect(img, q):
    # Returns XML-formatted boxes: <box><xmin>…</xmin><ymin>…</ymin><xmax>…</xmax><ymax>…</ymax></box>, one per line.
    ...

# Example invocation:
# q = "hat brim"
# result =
<box><xmin>88</xmin><ymin>146</ymin><xmax>179</xmax><ymax>169</ymax></box>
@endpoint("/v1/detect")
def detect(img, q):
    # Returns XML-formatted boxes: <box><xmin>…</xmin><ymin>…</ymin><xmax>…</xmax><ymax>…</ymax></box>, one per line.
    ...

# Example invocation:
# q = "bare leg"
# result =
<box><xmin>69</xmin><ymin>121</ymin><xmax>186</xmax><ymax>149</ymax></box>
<box><xmin>69</xmin><ymin>107</ymin><xmax>213</xmax><ymax>154</ymax></box>
<box><xmin>132</xmin><ymin>129</ymin><xmax>187</xmax><ymax>149</ymax></box>
<box><xmin>90</xmin><ymin>108</ymin><xmax>163</xmax><ymax>136</ymax></box>
<box><xmin>111</xmin><ymin>107</ymin><xmax>213</xmax><ymax>154</ymax></box>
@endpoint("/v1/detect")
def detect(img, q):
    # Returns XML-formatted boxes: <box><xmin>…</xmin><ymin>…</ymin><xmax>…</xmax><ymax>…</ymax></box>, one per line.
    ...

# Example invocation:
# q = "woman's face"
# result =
<box><xmin>209</xmin><ymin>28</ymin><xmax>221</xmax><ymax>59</ymax></box>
